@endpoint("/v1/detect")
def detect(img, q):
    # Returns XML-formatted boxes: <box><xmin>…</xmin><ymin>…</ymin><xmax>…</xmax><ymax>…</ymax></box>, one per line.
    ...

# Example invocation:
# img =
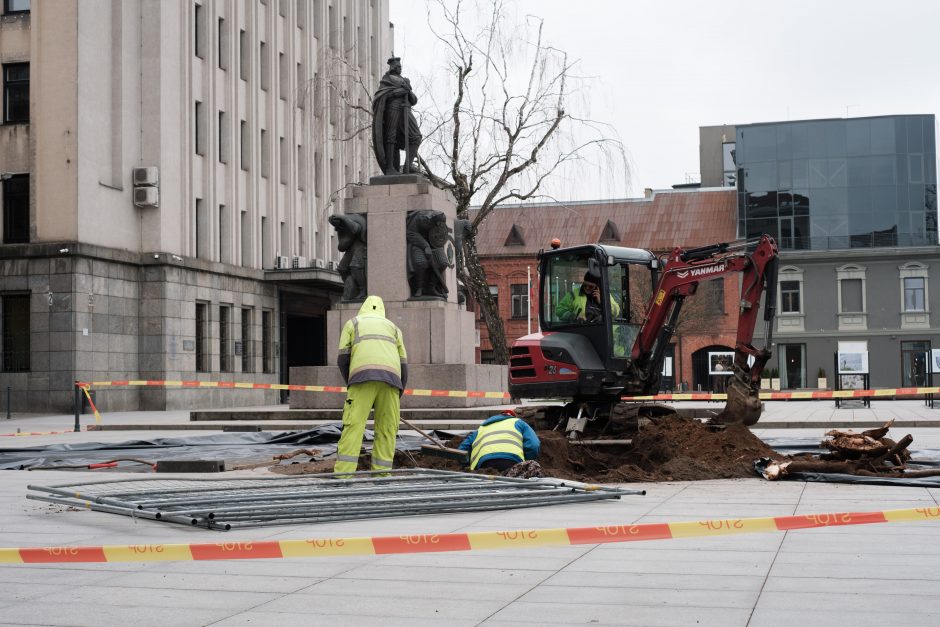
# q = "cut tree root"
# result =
<box><xmin>760</xmin><ymin>420</ymin><xmax>935</xmax><ymax>480</ymax></box>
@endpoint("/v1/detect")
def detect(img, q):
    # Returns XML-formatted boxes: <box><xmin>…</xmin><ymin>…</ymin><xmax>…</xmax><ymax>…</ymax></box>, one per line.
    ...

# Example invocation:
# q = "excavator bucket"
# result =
<box><xmin>715</xmin><ymin>369</ymin><xmax>762</xmax><ymax>426</ymax></box>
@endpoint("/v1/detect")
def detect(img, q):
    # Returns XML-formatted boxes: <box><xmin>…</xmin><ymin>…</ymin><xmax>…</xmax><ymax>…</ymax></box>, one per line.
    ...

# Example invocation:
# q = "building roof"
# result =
<box><xmin>473</xmin><ymin>188</ymin><xmax>737</xmax><ymax>256</ymax></box>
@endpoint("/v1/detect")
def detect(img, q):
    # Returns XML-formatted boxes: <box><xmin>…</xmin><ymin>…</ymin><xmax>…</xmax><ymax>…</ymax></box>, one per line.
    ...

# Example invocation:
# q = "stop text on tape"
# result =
<box><xmin>2</xmin><ymin>506</ymin><xmax>938</xmax><ymax>564</ymax></box>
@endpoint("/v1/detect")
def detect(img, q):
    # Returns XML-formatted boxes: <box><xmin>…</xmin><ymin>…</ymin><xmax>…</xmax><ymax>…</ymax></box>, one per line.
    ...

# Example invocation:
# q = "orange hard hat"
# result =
<box><xmin>550</xmin><ymin>238</ymin><xmax>561</xmax><ymax>249</ymax></box>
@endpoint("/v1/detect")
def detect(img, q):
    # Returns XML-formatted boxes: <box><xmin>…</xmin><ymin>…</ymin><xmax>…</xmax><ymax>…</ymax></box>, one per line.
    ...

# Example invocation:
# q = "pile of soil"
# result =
<box><xmin>271</xmin><ymin>415</ymin><xmax>785</xmax><ymax>483</ymax></box>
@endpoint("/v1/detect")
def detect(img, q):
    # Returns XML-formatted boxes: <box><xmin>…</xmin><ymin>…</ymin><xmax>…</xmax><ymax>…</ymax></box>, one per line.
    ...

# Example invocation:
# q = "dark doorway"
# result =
<box><xmin>277</xmin><ymin>290</ymin><xmax>333</xmax><ymax>402</ymax></box>
<box><xmin>691</xmin><ymin>344</ymin><xmax>733</xmax><ymax>392</ymax></box>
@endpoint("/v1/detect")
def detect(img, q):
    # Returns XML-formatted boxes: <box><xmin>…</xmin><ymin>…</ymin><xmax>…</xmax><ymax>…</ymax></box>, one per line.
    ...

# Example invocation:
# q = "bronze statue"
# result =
<box><xmin>406</xmin><ymin>210</ymin><xmax>453</xmax><ymax>298</ymax></box>
<box><xmin>372</xmin><ymin>57</ymin><xmax>421</xmax><ymax>176</ymax></box>
<box><xmin>328</xmin><ymin>213</ymin><xmax>367</xmax><ymax>301</ymax></box>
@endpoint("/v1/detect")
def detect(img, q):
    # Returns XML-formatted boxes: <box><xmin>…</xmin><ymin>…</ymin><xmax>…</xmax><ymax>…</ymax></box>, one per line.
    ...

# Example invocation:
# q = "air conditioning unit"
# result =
<box><xmin>292</xmin><ymin>256</ymin><xmax>308</xmax><ymax>269</ymax></box>
<box><xmin>314</xmin><ymin>258</ymin><xmax>326</xmax><ymax>269</ymax></box>
<box><xmin>274</xmin><ymin>255</ymin><xmax>290</xmax><ymax>269</ymax></box>
<box><xmin>132</xmin><ymin>166</ymin><xmax>159</xmax><ymax>186</ymax></box>
<box><xmin>133</xmin><ymin>186</ymin><xmax>159</xmax><ymax>208</ymax></box>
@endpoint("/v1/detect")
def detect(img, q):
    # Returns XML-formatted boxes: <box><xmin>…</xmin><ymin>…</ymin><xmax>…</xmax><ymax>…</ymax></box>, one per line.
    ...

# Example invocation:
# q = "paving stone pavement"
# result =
<box><xmin>0</xmin><ymin>402</ymin><xmax>938</xmax><ymax>626</ymax></box>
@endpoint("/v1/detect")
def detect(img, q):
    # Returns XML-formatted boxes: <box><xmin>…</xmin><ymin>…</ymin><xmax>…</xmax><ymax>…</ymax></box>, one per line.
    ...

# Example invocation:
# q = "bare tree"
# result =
<box><xmin>414</xmin><ymin>0</ymin><xmax>628</xmax><ymax>364</ymax></box>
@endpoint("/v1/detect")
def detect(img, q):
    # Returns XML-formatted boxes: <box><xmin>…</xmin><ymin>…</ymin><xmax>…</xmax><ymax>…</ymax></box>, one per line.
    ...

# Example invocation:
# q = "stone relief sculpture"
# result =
<box><xmin>406</xmin><ymin>210</ymin><xmax>454</xmax><ymax>299</ymax></box>
<box><xmin>328</xmin><ymin>213</ymin><xmax>368</xmax><ymax>301</ymax></box>
<box><xmin>372</xmin><ymin>57</ymin><xmax>422</xmax><ymax>176</ymax></box>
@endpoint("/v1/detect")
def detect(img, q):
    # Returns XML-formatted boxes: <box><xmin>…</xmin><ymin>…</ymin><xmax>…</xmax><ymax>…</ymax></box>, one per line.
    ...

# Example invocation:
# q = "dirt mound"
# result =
<box><xmin>272</xmin><ymin>415</ymin><xmax>784</xmax><ymax>482</ymax></box>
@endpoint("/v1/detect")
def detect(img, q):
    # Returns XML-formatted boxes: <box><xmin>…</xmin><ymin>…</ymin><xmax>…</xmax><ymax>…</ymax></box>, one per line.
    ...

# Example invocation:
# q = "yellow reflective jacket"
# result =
<box><xmin>468</xmin><ymin>418</ymin><xmax>525</xmax><ymax>470</ymax></box>
<box><xmin>338</xmin><ymin>296</ymin><xmax>408</xmax><ymax>389</ymax></box>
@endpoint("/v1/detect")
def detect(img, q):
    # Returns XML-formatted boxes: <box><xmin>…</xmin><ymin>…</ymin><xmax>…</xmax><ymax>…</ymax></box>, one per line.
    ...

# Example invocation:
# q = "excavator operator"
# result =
<box><xmin>556</xmin><ymin>267</ymin><xmax>620</xmax><ymax>323</ymax></box>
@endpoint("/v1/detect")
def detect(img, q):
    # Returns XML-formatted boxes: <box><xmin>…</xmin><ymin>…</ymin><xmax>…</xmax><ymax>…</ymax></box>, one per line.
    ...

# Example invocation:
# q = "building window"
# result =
<box><xmin>279</xmin><ymin>137</ymin><xmax>287</xmax><ymax>184</ymax></box>
<box><xmin>194</xmin><ymin>100</ymin><xmax>205</xmax><ymax>155</ymax></box>
<box><xmin>240</xmin><ymin>120</ymin><xmax>249</xmax><ymax>170</ymax></box>
<box><xmin>2</xmin><ymin>173</ymin><xmax>29</xmax><ymax>244</ymax></box>
<box><xmin>239</xmin><ymin>29</ymin><xmax>248</xmax><ymax>81</ymax></box>
<box><xmin>218</xmin><ymin>110</ymin><xmax>228</xmax><ymax>163</ymax></box>
<box><xmin>279</xmin><ymin>52</ymin><xmax>288</xmax><ymax>101</ymax></box>
<box><xmin>840</xmin><ymin>279</ymin><xmax>863</xmax><ymax>313</ymax></box>
<box><xmin>195</xmin><ymin>302</ymin><xmax>209</xmax><ymax>372</ymax></box>
<box><xmin>262</xmin><ymin>309</ymin><xmax>274</xmax><ymax>373</ymax></box>
<box><xmin>194</xmin><ymin>2</ymin><xmax>205</xmax><ymax>59</ymax></box>
<box><xmin>219</xmin><ymin>305</ymin><xmax>232</xmax><ymax>372</ymax></box>
<box><xmin>510</xmin><ymin>284</ymin><xmax>528</xmax><ymax>319</ymax></box>
<box><xmin>899</xmin><ymin>262</ymin><xmax>930</xmax><ymax>329</ymax></box>
<box><xmin>3</xmin><ymin>1</ymin><xmax>30</xmax><ymax>14</ymax></box>
<box><xmin>707</xmin><ymin>278</ymin><xmax>725</xmax><ymax>314</ymax></box>
<box><xmin>481</xmin><ymin>285</ymin><xmax>498</xmax><ymax>320</ymax></box>
<box><xmin>259</xmin><ymin>41</ymin><xmax>270</xmax><ymax>91</ymax></box>
<box><xmin>218</xmin><ymin>17</ymin><xmax>228</xmax><ymax>70</ymax></box>
<box><xmin>240</xmin><ymin>307</ymin><xmax>253</xmax><ymax>372</ymax></box>
<box><xmin>3</xmin><ymin>63</ymin><xmax>29</xmax><ymax>124</ymax></box>
<box><xmin>780</xmin><ymin>280</ymin><xmax>801</xmax><ymax>314</ymax></box>
<box><xmin>836</xmin><ymin>264</ymin><xmax>867</xmax><ymax>331</ymax></box>
<box><xmin>260</xmin><ymin>129</ymin><xmax>269</xmax><ymax>178</ymax></box>
<box><xmin>1</xmin><ymin>294</ymin><xmax>29</xmax><ymax>372</ymax></box>
<box><xmin>904</xmin><ymin>277</ymin><xmax>926</xmax><ymax>312</ymax></box>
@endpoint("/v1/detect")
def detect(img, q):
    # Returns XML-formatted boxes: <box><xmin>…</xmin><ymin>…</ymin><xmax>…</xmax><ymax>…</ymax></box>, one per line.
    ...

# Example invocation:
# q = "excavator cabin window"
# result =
<box><xmin>542</xmin><ymin>252</ymin><xmax>643</xmax><ymax>359</ymax></box>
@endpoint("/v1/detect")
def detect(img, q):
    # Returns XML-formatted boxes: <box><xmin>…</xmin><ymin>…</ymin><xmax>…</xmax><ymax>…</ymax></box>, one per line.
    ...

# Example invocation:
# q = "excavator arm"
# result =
<box><xmin>630</xmin><ymin>235</ymin><xmax>779</xmax><ymax>425</ymax></box>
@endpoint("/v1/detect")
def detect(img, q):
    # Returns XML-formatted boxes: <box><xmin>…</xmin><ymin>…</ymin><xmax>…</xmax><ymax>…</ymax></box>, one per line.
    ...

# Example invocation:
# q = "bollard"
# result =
<box><xmin>73</xmin><ymin>383</ymin><xmax>81</xmax><ymax>432</ymax></box>
<box><xmin>5</xmin><ymin>386</ymin><xmax>9</xmax><ymax>419</ymax></box>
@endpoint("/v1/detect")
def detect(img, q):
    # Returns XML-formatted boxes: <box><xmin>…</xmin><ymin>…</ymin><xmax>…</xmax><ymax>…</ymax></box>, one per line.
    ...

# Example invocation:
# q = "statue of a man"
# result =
<box><xmin>372</xmin><ymin>57</ymin><xmax>422</xmax><ymax>176</ymax></box>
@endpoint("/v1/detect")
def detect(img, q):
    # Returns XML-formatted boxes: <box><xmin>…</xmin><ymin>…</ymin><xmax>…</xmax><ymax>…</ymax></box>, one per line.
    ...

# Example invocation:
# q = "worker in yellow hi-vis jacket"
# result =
<box><xmin>334</xmin><ymin>295</ymin><xmax>408</xmax><ymax>476</ymax></box>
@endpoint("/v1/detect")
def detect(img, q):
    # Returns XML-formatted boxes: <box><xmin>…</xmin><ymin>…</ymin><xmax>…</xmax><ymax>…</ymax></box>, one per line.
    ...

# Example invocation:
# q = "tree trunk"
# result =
<box><xmin>460</xmin><ymin>235</ymin><xmax>509</xmax><ymax>364</ymax></box>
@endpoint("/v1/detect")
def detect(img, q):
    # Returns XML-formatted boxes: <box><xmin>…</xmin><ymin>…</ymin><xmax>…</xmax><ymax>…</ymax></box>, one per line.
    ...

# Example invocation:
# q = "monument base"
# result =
<box><xmin>290</xmin><ymin>364</ymin><xmax>509</xmax><ymax>409</ymax></box>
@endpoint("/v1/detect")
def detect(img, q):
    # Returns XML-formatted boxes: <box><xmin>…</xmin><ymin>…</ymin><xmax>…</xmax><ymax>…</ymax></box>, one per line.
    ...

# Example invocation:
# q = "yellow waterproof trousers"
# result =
<box><xmin>333</xmin><ymin>380</ymin><xmax>401</xmax><ymax>476</ymax></box>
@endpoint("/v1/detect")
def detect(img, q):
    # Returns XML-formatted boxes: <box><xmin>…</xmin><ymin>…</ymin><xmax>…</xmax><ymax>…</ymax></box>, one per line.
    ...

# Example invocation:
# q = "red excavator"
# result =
<box><xmin>508</xmin><ymin>235</ymin><xmax>779</xmax><ymax>436</ymax></box>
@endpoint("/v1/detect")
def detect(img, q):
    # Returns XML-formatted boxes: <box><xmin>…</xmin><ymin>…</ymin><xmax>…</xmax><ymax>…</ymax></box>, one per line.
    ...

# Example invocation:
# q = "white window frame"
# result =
<box><xmin>836</xmin><ymin>264</ymin><xmax>867</xmax><ymax>331</ymax></box>
<box><xmin>776</xmin><ymin>265</ymin><xmax>804</xmax><ymax>333</ymax></box>
<box><xmin>899</xmin><ymin>262</ymin><xmax>930</xmax><ymax>329</ymax></box>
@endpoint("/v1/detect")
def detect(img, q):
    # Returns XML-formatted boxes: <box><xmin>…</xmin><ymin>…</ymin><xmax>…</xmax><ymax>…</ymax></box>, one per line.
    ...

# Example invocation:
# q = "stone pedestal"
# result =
<box><xmin>290</xmin><ymin>179</ymin><xmax>508</xmax><ymax>409</ymax></box>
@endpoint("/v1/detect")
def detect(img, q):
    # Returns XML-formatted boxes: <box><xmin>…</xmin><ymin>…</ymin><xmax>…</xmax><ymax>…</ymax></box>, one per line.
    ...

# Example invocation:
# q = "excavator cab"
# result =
<box><xmin>531</xmin><ymin>244</ymin><xmax>658</xmax><ymax>399</ymax></box>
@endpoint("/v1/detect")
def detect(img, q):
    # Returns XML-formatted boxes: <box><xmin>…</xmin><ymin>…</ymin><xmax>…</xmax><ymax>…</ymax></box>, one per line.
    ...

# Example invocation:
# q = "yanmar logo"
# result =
<box><xmin>675</xmin><ymin>264</ymin><xmax>725</xmax><ymax>279</ymax></box>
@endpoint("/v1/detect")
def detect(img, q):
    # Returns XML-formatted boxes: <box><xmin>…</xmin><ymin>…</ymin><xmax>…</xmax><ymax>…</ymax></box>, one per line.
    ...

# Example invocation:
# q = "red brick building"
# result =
<box><xmin>472</xmin><ymin>188</ymin><xmax>746</xmax><ymax>391</ymax></box>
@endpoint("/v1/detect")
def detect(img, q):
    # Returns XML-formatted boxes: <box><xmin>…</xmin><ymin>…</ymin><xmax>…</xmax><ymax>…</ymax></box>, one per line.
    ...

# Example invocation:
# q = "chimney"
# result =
<box><xmin>643</xmin><ymin>188</ymin><xmax>653</xmax><ymax>199</ymax></box>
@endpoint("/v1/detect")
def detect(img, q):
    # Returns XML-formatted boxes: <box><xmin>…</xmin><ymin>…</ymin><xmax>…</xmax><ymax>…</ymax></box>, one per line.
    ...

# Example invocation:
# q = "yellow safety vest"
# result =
<box><xmin>469</xmin><ymin>419</ymin><xmax>524</xmax><ymax>470</ymax></box>
<box><xmin>340</xmin><ymin>314</ymin><xmax>405</xmax><ymax>386</ymax></box>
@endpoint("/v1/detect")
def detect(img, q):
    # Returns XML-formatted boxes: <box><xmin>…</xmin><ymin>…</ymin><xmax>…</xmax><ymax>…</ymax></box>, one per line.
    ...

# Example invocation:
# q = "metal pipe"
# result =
<box><xmin>6</xmin><ymin>385</ymin><xmax>9</xmax><ymax>419</ymax></box>
<box><xmin>208</xmin><ymin>492</ymin><xmax>619</xmax><ymax>522</ymax></box>
<box><xmin>170</xmin><ymin>485</ymin><xmax>577</xmax><ymax>517</ymax></box>
<box><xmin>131</xmin><ymin>478</ymin><xmax>560</xmax><ymax>508</ymax></box>
<box><xmin>26</xmin><ymin>493</ymin><xmax>198</xmax><ymax>526</ymax></box>
<box><xmin>221</xmin><ymin>492</ymin><xmax>623</xmax><ymax>529</ymax></box>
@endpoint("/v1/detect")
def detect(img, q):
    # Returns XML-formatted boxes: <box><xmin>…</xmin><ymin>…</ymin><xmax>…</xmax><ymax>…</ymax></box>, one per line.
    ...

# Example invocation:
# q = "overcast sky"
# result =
<box><xmin>390</xmin><ymin>0</ymin><xmax>940</xmax><ymax>199</ymax></box>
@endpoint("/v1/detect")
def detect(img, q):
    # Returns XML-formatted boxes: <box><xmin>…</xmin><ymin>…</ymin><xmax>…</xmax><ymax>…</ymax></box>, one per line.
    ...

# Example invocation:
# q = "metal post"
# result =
<box><xmin>73</xmin><ymin>382</ymin><xmax>81</xmax><ymax>432</ymax></box>
<box><xmin>5</xmin><ymin>386</ymin><xmax>9</xmax><ymax>419</ymax></box>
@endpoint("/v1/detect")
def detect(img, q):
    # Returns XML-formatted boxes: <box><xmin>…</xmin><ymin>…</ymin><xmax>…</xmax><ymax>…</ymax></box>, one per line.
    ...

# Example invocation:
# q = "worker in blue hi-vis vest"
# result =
<box><xmin>458</xmin><ymin>409</ymin><xmax>541</xmax><ymax>474</ymax></box>
<box><xmin>334</xmin><ymin>295</ymin><xmax>408</xmax><ymax>477</ymax></box>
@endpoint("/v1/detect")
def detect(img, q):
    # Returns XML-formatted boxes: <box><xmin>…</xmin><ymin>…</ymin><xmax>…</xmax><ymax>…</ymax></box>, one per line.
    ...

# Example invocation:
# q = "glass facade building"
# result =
<box><xmin>735</xmin><ymin>115</ymin><xmax>937</xmax><ymax>249</ymax></box>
